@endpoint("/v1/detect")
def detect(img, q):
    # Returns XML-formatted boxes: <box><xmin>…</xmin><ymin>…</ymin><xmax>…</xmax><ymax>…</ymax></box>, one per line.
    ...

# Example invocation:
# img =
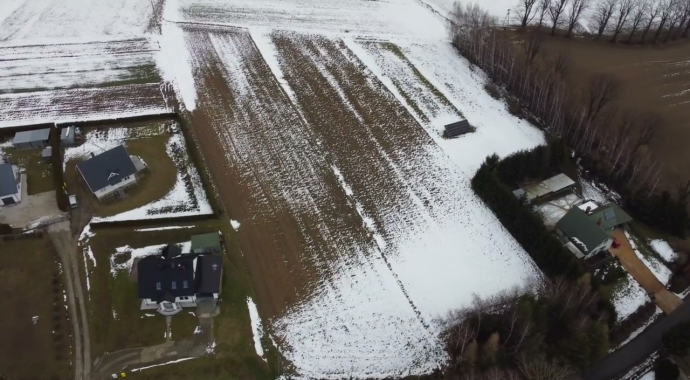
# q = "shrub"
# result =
<box><xmin>507</xmin><ymin>98</ymin><xmax>522</xmax><ymax>117</ymax></box>
<box><xmin>484</xmin><ymin>83</ymin><xmax>501</xmax><ymax>99</ymax></box>
<box><xmin>655</xmin><ymin>359</ymin><xmax>680</xmax><ymax>380</ymax></box>
<box><xmin>663</xmin><ymin>321</ymin><xmax>690</xmax><ymax>356</ymax></box>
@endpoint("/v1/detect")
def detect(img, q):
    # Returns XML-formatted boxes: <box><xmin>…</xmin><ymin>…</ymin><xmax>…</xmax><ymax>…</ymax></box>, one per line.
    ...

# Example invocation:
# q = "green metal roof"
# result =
<box><xmin>588</xmin><ymin>203</ymin><xmax>633</xmax><ymax>231</ymax></box>
<box><xmin>556</xmin><ymin>208</ymin><xmax>610</xmax><ymax>254</ymax></box>
<box><xmin>191</xmin><ymin>233</ymin><xmax>221</xmax><ymax>252</ymax></box>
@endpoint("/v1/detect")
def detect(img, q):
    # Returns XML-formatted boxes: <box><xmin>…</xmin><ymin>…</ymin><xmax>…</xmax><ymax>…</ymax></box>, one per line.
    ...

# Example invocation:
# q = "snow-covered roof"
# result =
<box><xmin>522</xmin><ymin>173</ymin><xmax>576</xmax><ymax>201</ymax></box>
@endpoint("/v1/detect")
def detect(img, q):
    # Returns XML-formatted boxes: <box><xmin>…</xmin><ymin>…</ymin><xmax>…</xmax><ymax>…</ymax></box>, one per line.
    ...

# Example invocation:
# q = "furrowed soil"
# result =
<box><xmin>184</xmin><ymin>26</ymin><xmax>376</xmax><ymax>319</ymax></box>
<box><xmin>0</xmin><ymin>83</ymin><xmax>169</xmax><ymax>128</ymax></box>
<box><xmin>537</xmin><ymin>37</ymin><xmax>690</xmax><ymax>190</ymax></box>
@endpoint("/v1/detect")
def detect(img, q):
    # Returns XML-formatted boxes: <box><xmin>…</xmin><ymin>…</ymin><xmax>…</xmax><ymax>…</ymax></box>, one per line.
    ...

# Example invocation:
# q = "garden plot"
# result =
<box><xmin>64</xmin><ymin>123</ymin><xmax>211</xmax><ymax>222</ymax></box>
<box><xmin>0</xmin><ymin>0</ymin><xmax>157</xmax><ymax>42</ymax></box>
<box><xmin>0</xmin><ymin>84</ymin><xmax>170</xmax><ymax>128</ymax></box>
<box><xmin>611</xmin><ymin>274</ymin><xmax>652</xmax><ymax>323</ymax></box>
<box><xmin>0</xmin><ymin>38</ymin><xmax>160</xmax><ymax>93</ymax></box>
<box><xmin>376</xmin><ymin>41</ymin><xmax>545</xmax><ymax>176</ymax></box>
<box><xmin>172</xmin><ymin>0</ymin><xmax>446</xmax><ymax>39</ymax></box>
<box><xmin>184</xmin><ymin>26</ymin><xmax>445</xmax><ymax>377</ymax></box>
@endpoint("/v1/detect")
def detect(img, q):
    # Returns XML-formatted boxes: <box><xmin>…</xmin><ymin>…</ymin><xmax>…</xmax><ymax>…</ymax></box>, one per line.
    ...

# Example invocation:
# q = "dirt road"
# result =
<box><xmin>609</xmin><ymin>228</ymin><xmax>682</xmax><ymax>313</ymax></box>
<box><xmin>48</xmin><ymin>221</ymin><xmax>91</xmax><ymax>380</ymax></box>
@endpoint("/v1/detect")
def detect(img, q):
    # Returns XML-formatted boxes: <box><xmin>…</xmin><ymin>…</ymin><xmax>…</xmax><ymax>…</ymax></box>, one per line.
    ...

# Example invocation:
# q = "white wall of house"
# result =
<box><xmin>95</xmin><ymin>175</ymin><xmax>137</xmax><ymax>200</ymax></box>
<box><xmin>140</xmin><ymin>295</ymin><xmax>198</xmax><ymax>311</ymax></box>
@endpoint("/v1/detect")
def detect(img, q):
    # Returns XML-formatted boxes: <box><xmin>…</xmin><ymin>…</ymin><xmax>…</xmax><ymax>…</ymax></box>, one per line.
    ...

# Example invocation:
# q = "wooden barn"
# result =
<box><xmin>443</xmin><ymin>120</ymin><xmax>475</xmax><ymax>138</ymax></box>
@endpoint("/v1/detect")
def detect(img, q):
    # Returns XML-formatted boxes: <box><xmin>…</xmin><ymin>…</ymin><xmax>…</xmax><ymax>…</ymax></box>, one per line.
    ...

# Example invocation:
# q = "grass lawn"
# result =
<box><xmin>82</xmin><ymin>220</ymin><xmax>281</xmax><ymax>380</ymax></box>
<box><xmin>64</xmin><ymin>131</ymin><xmax>177</xmax><ymax>217</ymax></box>
<box><xmin>0</xmin><ymin>236</ymin><xmax>71</xmax><ymax>380</ymax></box>
<box><xmin>630</xmin><ymin>220</ymin><xmax>690</xmax><ymax>253</ymax></box>
<box><xmin>3</xmin><ymin>146</ymin><xmax>54</xmax><ymax>195</ymax></box>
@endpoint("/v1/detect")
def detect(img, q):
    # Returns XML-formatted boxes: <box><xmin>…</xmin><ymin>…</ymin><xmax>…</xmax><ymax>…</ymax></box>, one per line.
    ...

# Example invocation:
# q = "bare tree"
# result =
<box><xmin>536</xmin><ymin>0</ymin><xmax>553</xmax><ymax>30</ymax></box>
<box><xmin>678</xmin><ymin>178</ymin><xmax>690</xmax><ymax>204</ymax></box>
<box><xmin>664</xmin><ymin>2</ymin><xmax>686</xmax><ymax>41</ymax></box>
<box><xmin>611</xmin><ymin>0</ymin><xmax>636</xmax><ymax>42</ymax></box>
<box><xmin>517</xmin><ymin>0</ymin><xmax>540</xmax><ymax>29</ymax></box>
<box><xmin>640</xmin><ymin>0</ymin><xmax>662</xmax><ymax>42</ymax></box>
<box><xmin>627</xmin><ymin>0</ymin><xmax>648</xmax><ymax>43</ymax></box>
<box><xmin>550</xmin><ymin>0</ymin><xmax>570</xmax><ymax>35</ymax></box>
<box><xmin>594</xmin><ymin>0</ymin><xmax>618</xmax><ymax>39</ymax></box>
<box><xmin>682</xmin><ymin>0</ymin><xmax>690</xmax><ymax>36</ymax></box>
<box><xmin>586</xmin><ymin>73</ymin><xmax>621</xmax><ymax>121</ymax></box>
<box><xmin>554</xmin><ymin>51</ymin><xmax>568</xmax><ymax>76</ymax></box>
<box><xmin>517</xmin><ymin>354</ymin><xmax>574</xmax><ymax>380</ymax></box>
<box><xmin>653</xmin><ymin>0</ymin><xmax>676</xmax><ymax>42</ymax></box>
<box><xmin>566</xmin><ymin>0</ymin><xmax>591</xmax><ymax>37</ymax></box>
<box><xmin>634</xmin><ymin>112</ymin><xmax>663</xmax><ymax>151</ymax></box>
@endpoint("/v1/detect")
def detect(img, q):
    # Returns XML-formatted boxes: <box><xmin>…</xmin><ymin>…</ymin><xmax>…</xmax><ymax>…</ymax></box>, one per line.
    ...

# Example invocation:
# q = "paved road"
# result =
<box><xmin>48</xmin><ymin>221</ymin><xmax>92</xmax><ymax>380</ymax></box>
<box><xmin>583</xmin><ymin>298</ymin><xmax>690</xmax><ymax>380</ymax></box>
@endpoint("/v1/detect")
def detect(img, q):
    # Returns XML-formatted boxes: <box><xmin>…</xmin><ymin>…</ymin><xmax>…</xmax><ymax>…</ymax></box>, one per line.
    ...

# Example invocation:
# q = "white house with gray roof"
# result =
<box><xmin>76</xmin><ymin>145</ymin><xmax>146</xmax><ymax>200</ymax></box>
<box><xmin>0</xmin><ymin>164</ymin><xmax>21</xmax><ymax>206</ymax></box>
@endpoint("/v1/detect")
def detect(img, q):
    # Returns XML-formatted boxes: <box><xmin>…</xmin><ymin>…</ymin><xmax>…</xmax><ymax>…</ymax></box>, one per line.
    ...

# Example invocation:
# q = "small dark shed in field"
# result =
<box><xmin>443</xmin><ymin>120</ymin><xmax>475</xmax><ymax>138</ymax></box>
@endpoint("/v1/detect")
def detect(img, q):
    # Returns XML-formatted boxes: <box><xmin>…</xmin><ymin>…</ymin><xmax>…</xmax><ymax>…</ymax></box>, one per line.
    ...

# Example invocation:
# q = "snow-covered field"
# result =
<box><xmin>64</xmin><ymin>124</ymin><xmax>212</xmax><ymax>222</ymax></box>
<box><xmin>650</xmin><ymin>239</ymin><xmax>679</xmax><ymax>263</ymax></box>
<box><xmin>626</xmin><ymin>231</ymin><xmax>673</xmax><ymax>286</ymax></box>
<box><xmin>0</xmin><ymin>84</ymin><xmax>170</xmax><ymax>128</ymax></box>
<box><xmin>0</xmin><ymin>38</ymin><xmax>159</xmax><ymax>92</ymax></box>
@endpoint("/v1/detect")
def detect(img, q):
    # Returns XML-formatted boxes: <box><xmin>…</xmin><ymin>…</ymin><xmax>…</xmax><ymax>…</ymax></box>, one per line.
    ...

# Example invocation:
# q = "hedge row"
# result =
<box><xmin>471</xmin><ymin>153</ymin><xmax>584</xmax><ymax>280</ymax></box>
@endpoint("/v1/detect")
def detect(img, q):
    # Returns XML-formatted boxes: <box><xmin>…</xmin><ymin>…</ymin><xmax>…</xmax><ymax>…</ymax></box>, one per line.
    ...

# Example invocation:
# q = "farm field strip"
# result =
<box><xmin>184</xmin><ymin>26</ymin><xmax>443</xmax><ymax>378</ymax></box>
<box><xmin>171</xmin><ymin>0</ymin><xmax>446</xmax><ymax>40</ymax></box>
<box><xmin>0</xmin><ymin>83</ymin><xmax>170</xmax><ymax>128</ymax></box>
<box><xmin>380</xmin><ymin>41</ymin><xmax>546</xmax><ymax>176</ymax></box>
<box><xmin>0</xmin><ymin>0</ymin><xmax>156</xmax><ymax>42</ymax></box>
<box><xmin>0</xmin><ymin>38</ymin><xmax>160</xmax><ymax>92</ymax></box>
<box><xmin>268</xmin><ymin>31</ymin><xmax>542</xmax><ymax>375</ymax></box>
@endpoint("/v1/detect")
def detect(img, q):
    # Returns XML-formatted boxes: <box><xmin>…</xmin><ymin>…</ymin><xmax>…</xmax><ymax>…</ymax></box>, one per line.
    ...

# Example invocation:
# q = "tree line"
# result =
<box><xmin>514</xmin><ymin>0</ymin><xmax>690</xmax><ymax>43</ymax></box>
<box><xmin>443</xmin><ymin>277</ymin><xmax>614</xmax><ymax>379</ymax></box>
<box><xmin>449</xmin><ymin>2</ymin><xmax>689</xmax><ymax>237</ymax></box>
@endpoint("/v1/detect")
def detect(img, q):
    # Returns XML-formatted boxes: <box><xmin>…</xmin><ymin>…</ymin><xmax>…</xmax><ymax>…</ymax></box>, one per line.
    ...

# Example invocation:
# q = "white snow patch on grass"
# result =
<box><xmin>626</xmin><ymin>231</ymin><xmax>672</xmax><ymax>286</ymax></box>
<box><xmin>650</xmin><ymin>239</ymin><xmax>678</xmax><ymax>262</ymax></box>
<box><xmin>110</xmin><ymin>244</ymin><xmax>166</xmax><ymax>277</ymax></box>
<box><xmin>614</xmin><ymin>307</ymin><xmax>662</xmax><ymax>350</ymax></box>
<box><xmin>612</xmin><ymin>274</ymin><xmax>652</xmax><ymax>323</ymax></box>
<box><xmin>537</xmin><ymin>193</ymin><xmax>582</xmax><ymax>227</ymax></box>
<box><xmin>250</xmin><ymin>28</ymin><xmax>299</xmax><ymax>104</ymax></box>
<box><xmin>135</xmin><ymin>226</ymin><xmax>194</xmax><ymax>232</ymax></box>
<box><xmin>247</xmin><ymin>297</ymin><xmax>265</xmax><ymax>359</ymax></box>
<box><xmin>230</xmin><ymin>220</ymin><xmax>241</xmax><ymax>231</ymax></box>
<box><xmin>130</xmin><ymin>357</ymin><xmax>195</xmax><ymax>372</ymax></box>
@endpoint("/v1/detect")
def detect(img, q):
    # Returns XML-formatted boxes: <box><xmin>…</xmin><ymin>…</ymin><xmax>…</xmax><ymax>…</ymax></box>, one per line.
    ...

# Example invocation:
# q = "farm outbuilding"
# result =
<box><xmin>60</xmin><ymin>126</ymin><xmax>79</xmax><ymax>146</ymax></box>
<box><xmin>443</xmin><ymin>120</ymin><xmax>475</xmax><ymax>138</ymax></box>
<box><xmin>0</xmin><ymin>164</ymin><xmax>21</xmax><ymax>206</ymax></box>
<box><xmin>41</xmin><ymin>146</ymin><xmax>52</xmax><ymax>162</ymax></box>
<box><xmin>13</xmin><ymin>128</ymin><xmax>51</xmax><ymax>150</ymax></box>
<box><xmin>517</xmin><ymin>173</ymin><xmax>576</xmax><ymax>203</ymax></box>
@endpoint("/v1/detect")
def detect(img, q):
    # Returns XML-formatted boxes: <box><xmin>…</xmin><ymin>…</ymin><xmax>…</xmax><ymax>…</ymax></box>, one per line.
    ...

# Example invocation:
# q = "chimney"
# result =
<box><xmin>597</xmin><ymin>219</ymin><xmax>602</xmax><ymax>226</ymax></box>
<box><xmin>90</xmin><ymin>152</ymin><xmax>95</xmax><ymax>158</ymax></box>
<box><xmin>586</xmin><ymin>206</ymin><xmax>592</xmax><ymax>214</ymax></box>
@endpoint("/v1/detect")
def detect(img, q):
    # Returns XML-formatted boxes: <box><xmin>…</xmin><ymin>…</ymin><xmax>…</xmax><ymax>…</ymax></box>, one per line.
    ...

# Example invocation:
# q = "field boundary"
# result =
<box><xmin>0</xmin><ymin>112</ymin><xmax>177</xmax><ymax>136</ymax></box>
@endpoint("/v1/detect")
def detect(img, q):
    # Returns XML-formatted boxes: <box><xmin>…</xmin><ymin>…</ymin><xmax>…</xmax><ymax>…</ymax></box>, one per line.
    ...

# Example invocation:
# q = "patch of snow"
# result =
<box><xmin>112</xmin><ymin>309</ymin><xmax>118</xmax><ymax>320</ymax></box>
<box><xmin>193</xmin><ymin>326</ymin><xmax>202</xmax><ymax>334</ymax></box>
<box><xmin>143</xmin><ymin>313</ymin><xmax>156</xmax><ymax>317</ymax></box>
<box><xmin>626</xmin><ymin>231</ymin><xmax>672</xmax><ymax>286</ymax></box>
<box><xmin>156</xmin><ymin>20</ymin><xmax>197</xmax><ymax>111</ymax></box>
<box><xmin>178</xmin><ymin>240</ymin><xmax>192</xmax><ymax>253</ymax></box>
<box><xmin>250</xmin><ymin>28</ymin><xmax>299</xmax><ymax>104</ymax></box>
<box><xmin>572</xmin><ymin>237</ymin><xmax>589</xmax><ymax>253</ymax></box>
<box><xmin>78</xmin><ymin>223</ymin><xmax>94</xmax><ymax>243</ymax></box>
<box><xmin>230</xmin><ymin>220</ymin><xmax>241</xmax><ymax>231</ymax></box>
<box><xmin>188</xmin><ymin>311</ymin><xmax>195</xmax><ymax>317</ymax></box>
<box><xmin>612</xmin><ymin>274</ymin><xmax>652</xmax><ymax>323</ymax></box>
<box><xmin>110</xmin><ymin>244</ymin><xmax>166</xmax><ymax>277</ymax></box>
<box><xmin>135</xmin><ymin>226</ymin><xmax>194</xmax><ymax>232</ymax></box>
<box><xmin>578</xmin><ymin>201</ymin><xmax>600</xmax><ymax>213</ymax></box>
<box><xmin>246</xmin><ymin>297</ymin><xmax>265</xmax><ymax>359</ymax></box>
<box><xmin>650</xmin><ymin>239</ymin><xmax>678</xmax><ymax>262</ymax></box>
<box><xmin>205</xmin><ymin>340</ymin><xmax>216</xmax><ymax>354</ymax></box>
<box><xmin>130</xmin><ymin>357</ymin><xmax>195</xmax><ymax>372</ymax></box>
<box><xmin>537</xmin><ymin>193</ymin><xmax>582</xmax><ymax>227</ymax></box>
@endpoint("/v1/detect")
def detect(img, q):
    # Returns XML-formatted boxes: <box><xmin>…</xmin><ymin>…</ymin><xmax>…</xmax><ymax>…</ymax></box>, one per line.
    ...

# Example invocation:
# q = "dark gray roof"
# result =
<box><xmin>13</xmin><ymin>128</ymin><xmax>51</xmax><ymax>144</ymax></box>
<box><xmin>444</xmin><ymin>120</ymin><xmax>474</xmax><ymax>137</ymax></box>
<box><xmin>195</xmin><ymin>255</ymin><xmax>222</xmax><ymax>295</ymax></box>
<box><xmin>76</xmin><ymin>145</ymin><xmax>136</xmax><ymax>192</ymax></box>
<box><xmin>137</xmin><ymin>255</ymin><xmax>196</xmax><ymax>301</ymax></box>
<box><xmin>0</xmin><ymin>164</ymin><xmax>17</xmax><ymax>197</ymax></box>
<box><xmin>589</xmin><ymin>203</ymin><xmax>633</xmax><ymax>231</ymax></box>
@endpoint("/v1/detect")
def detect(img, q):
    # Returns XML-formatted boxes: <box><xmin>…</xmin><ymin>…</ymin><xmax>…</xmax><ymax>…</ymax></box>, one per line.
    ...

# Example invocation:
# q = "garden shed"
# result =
<box><xmin>13</xmin><ymin>128</ymin><xmax>51</xmax><ymax>150</ymax></box>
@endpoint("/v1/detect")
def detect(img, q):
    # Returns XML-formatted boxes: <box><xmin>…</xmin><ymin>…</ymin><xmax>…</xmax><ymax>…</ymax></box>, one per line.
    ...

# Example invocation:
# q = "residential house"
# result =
<box><xmin>191</xmin><ymin>232</ymin><xmax>221</xmax><ymax>254</ymax></box>
<box><xmin>13</xmin><ymin>128</ymin><xmax>51</xmax><ymax>150</ymax></box>
<box><xmin>556</xmin><ymin>207</ymin><xmax>613</xmax><ymax>259</ymax></box>
<box><xmin>513</xmin><ymin>173</ymin><xmax>576</xmax><ymax>203</ymax></box>
<box><xmin>588</xmin><ymin>203</ymin><xmax>633</xmax><ymax>232</ymax></box>
<box><xmin>0</xmin><ymin>164</ymin><xmax>21</xmax><ymax>206</ymax></box>
<box><xmin>76</xmin><ymin>145</ymin><xmax>147</xmax><ymax>200</ymax></box>
<box><xmin>137</xmin><ymin>245</ymin><xmax>223</xmax><ymax>316</ymax></box>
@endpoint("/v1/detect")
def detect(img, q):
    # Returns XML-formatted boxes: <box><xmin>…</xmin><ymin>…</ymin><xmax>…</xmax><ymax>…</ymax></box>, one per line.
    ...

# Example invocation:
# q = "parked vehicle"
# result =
<box><xmin>69</xmin><ymin>194</ymin><xmax>78</xmax><ymax>208</ymax></box>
